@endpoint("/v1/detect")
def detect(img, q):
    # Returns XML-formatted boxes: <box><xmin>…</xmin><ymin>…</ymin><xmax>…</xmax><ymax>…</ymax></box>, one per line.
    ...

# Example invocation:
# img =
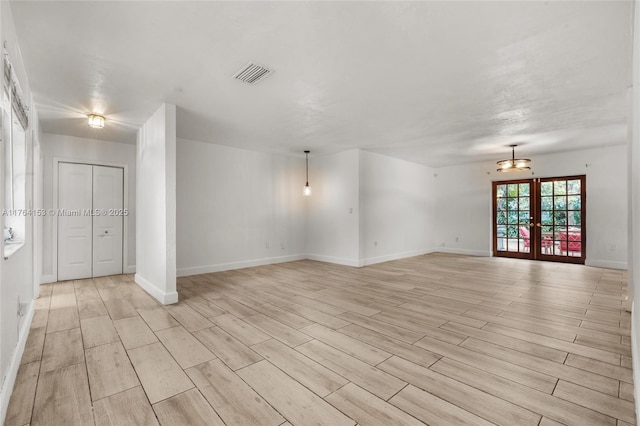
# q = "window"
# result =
<box><xmin>3</xmin><ymin>58</ymin><xmax>28</xmax><ymax>257</ymax></box>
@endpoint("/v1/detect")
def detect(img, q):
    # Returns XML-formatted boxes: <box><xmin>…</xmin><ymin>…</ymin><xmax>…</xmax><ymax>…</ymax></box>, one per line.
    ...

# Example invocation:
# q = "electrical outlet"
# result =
<box><xmin>374</xmin><ymin>241</ymin><xmax>378</xmax><ymax>247</ymax></box>
<box><xmin>281</xmin><ymin>243</ymin><xmax>285</xmax><ymax>250</ymax></box>
<box><xmin>349</xmin><ymin>208</ymin><xmax>353</xmax><ymax>214</ymax></box>
<box><xmin>608</xmin><ymin>243</ymin><xmax>616</xmax><ymax>252</ymax></box>
<box><xmin>265</xmin><ymin>242</ymin><xmax>270</xmax><ymax>249</ymax></box>
<box><xmin>455</xmin><ymin>237</ymin><xmax>459</xmax><ymax>243</ymax></box>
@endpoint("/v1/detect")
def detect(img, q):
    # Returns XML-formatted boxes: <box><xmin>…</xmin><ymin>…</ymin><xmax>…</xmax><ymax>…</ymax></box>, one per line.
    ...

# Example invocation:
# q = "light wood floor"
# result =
<box><xmin>5</xmin><ymin>253</ymin><xmax>635</xmax><ymax>426</ymax></box>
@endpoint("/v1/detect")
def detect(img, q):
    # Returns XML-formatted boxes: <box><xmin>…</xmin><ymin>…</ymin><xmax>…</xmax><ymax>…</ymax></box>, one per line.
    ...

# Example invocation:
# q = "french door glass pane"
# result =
<box><xmin>554</xmin><ymin>196</ymin><xmax>566</xmax><ymax>210</ymax></box>
<box><xmin>497</xmin><ymin>211</ymin><xmax>506</xmax><ymax>224</ymax></box>
<box><xmin>567</xmin><ymin>179</ymin><xmax>581</xmax><ymax>194</ymax></box>
<box><xmin>567</xmin><ymin>195</ymin><xmax>581</xmax><ymax>210</ymax></box>
<box><xmin>554</xmin><ymin>211</ymin><xmax>566</xmax><ymax>224</ymax></box>
<box><xmin>554</xmin><ymin>181</ymin><xmax>567</xmax><ymax>195</ymax></box>
<box><xmin>568</xmin><ymin>211</ymin><xmax>581</xmax><ymax>226</ymax></box>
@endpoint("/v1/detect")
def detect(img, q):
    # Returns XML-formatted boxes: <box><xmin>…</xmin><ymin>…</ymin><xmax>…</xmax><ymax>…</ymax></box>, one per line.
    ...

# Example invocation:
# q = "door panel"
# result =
<box><xmin>58</xmin><ymin>163</ymin><xmax>92</xmax><ymax>280</ymax></box>
<box><xmin>493</xmin><ymin>176</ymin><xmax>585</xmax><ymax>264</ymax></box>
<box><xmin>493</xmin><ymin>180</ymin><xmax>534</xmax><ymax>260</ymax></box>
<box><xmin>537</xmin><ymin>176</ymin><xmax>585</xmax><ymax>264</ymax></box>
<box><xmin>92</xmin><ymin>166</ymin><xmax>124</xmax><ymax>277</ymax></box>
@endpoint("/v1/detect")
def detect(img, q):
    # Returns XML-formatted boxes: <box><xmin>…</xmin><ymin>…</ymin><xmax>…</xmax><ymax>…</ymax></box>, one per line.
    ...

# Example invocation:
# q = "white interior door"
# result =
<box><xmin>58</xmin><ymin>163</ymin><xmax>92</xmax><ymax>281</ymax></box>
<box><xmin>92</xmin><ymin>166</ymin><xmax>123</xmax><ymax>277</ymax></box>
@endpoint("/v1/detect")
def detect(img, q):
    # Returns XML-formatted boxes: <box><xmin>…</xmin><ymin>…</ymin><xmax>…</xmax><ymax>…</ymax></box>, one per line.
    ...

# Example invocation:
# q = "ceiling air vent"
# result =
<box><xmin>233</xmin><ymin>62</ymin><xmax>273</xmax><ymax>85</ymax></box>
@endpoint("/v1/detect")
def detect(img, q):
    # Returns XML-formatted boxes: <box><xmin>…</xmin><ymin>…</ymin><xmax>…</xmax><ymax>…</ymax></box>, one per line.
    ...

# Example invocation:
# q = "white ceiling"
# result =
<box><xmin>10</xmin><ymin>1</ymin><xmax>633</xmax><ymax>167</ymax></box>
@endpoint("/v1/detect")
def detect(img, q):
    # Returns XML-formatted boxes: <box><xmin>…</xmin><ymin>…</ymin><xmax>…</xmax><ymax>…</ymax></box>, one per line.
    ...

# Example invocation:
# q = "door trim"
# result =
<box><xmin>52</xmin><ymin>157</ymin><xmax>130</xmax><ymax>282</ymax></box>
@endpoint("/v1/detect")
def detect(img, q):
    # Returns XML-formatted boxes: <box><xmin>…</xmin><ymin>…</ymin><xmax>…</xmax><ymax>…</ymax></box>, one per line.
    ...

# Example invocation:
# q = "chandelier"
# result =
<box><xmin>497</xmin><ymin>145</ymin><xmax>531</xmax><ymax>172</ymax></box>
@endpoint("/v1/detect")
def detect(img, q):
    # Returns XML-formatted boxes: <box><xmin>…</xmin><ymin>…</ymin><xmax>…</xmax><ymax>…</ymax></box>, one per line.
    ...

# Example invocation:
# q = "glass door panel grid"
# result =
<box><xmin>540</xmin><ymin>178</ymin><xmax>583</xmax><ymax>258</ymax></box>
<box><xmin>495</xmin><ymin>182</ymin><xmax>531</xmax><ymax>254</ymax></box>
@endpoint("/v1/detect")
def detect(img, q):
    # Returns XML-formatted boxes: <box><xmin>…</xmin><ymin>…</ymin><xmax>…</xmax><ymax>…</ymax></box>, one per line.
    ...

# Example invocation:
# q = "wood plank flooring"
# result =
<box><xmin>5</xmin><ymin>253</ymin><xmax>635</xmax><ymax>425</ymax></box>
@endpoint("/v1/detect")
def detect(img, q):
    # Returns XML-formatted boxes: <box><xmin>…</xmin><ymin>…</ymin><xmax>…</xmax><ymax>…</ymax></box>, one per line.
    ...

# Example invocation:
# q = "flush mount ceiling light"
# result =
<box><xmin>303</xmin><ymin>150</ymin><xmax>312</xmax><ymax>196</ymax></box>
<box><xmin>497</xmin><ymin>144</ymin><xmax>531</xmax><ymax>172</ymax></box>
<box><xmin>87</xmin><ymin>114</ymin><xmax>105</xmax><ymax>129</ymax></box>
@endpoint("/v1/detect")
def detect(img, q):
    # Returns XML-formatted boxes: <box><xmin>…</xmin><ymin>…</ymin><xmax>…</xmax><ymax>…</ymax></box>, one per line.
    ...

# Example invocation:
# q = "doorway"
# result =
<box><xmin>57</xmin><ymin>162</ymin><xmax>124</xmax><ymax>280</ymax></box>
<box><xmin>493</xmin><ymin>175</ymin><xmax>586</xmax><ymax>264</ymax></box>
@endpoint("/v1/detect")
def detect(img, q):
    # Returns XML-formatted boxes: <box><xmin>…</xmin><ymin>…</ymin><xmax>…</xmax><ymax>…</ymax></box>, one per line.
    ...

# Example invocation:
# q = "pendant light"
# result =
<box><xmin>303</xmin><ymin>150</ymin><xmax>312</xmax><ymax>196</ymax></box>
<box><xmin>496</xmin><ymin>144</ymin><xmax>531</xmax><ymax>172</ymax></box>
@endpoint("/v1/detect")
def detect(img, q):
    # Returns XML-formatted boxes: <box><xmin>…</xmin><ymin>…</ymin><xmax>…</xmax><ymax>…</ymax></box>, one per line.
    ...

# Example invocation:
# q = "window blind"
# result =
<box><xmin>3</xmin><ymin>53</ymin><xmax>28</xmax><ymax>130</ymax></box>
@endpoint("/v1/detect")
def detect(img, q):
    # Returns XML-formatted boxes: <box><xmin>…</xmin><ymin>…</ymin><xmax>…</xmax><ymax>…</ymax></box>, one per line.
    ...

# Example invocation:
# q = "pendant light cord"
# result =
<box><xmin>305</xmin><ymin>151</ymin><xmax>309</xmax><ymax>185</ymax></box>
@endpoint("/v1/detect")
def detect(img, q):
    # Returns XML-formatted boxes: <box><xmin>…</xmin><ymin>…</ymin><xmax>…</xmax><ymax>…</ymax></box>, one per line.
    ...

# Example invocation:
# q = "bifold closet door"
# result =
<box><xmin>92</xmin><ymin>165</ymin><xmax>123</xmax><ymax>277</ymax></box>
<box><xmin>58</xmin><ymin>163</ymin><xmax>93</xmax><ymax>281</ymax></box>
<box><xmin>58</xmin><ymin>163</ymin><xmax>124</xmax><ymax>280</ymax></box>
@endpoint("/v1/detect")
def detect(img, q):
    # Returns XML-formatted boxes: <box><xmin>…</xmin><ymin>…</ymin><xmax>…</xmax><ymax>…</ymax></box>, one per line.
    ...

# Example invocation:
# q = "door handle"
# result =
<box><xmin>536</xmin><ymin>223</ymin><xmax>542</xmax><ymax>227</ymax></box>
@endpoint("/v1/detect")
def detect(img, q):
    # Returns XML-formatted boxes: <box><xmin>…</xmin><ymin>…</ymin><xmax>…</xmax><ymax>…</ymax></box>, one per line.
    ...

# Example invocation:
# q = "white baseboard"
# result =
<box><xmin>0</xmin><ymin>301</ymin><xmax>34</xmax><ymax>425</ymax></box>
<box><xmin>179</xmin><ymin>251</ymin><xmax>436</xmax><ymax>274</ymax></box>
<box><xmin>434</xmin><ymin>247</ymin><xmax>491</xmax><ymax>257</ymax></box>
<box><xmin>40</xmin><ymin>274</ymin><xmax>56</xmax><ymax>284</ymax></box>
<box><xmin>585</xmin><ymin>259</ymin><xmax>628</xmax><ymax>270</ymax></box>
<box><xmin>177</xmin><ymin>254</ymin><xmax>307</xmax><ymax>277</ymax></box>
<box><xmin>305</xmin><ymin>254</ymin><xmax>362</xmax><ymax>267</ymax></box>
<box><xmin>135</xmin><ymin>274</ymin><xmax>178</xmax><ymax>305</ymax></box>
<box><xmin>631</xmin><ymin>301</ymin><xmax>639</xmax><ymax>426</ymax></box>
<box><xmin>361</xmin><ymin>249</ymin><xmax>434</xmax><ymax>266</ymax></box>
<box><xmin>40</xmin><ymin>266</ymin><xmax>136</xmax><ymax>285</ymax></box>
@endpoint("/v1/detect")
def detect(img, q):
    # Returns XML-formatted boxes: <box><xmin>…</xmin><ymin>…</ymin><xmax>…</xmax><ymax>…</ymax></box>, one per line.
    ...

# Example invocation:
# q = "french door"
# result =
<box><xmin>493</xmin><ymin>175</ymin><xmax>586</xmax><ymax>264</ymax></box>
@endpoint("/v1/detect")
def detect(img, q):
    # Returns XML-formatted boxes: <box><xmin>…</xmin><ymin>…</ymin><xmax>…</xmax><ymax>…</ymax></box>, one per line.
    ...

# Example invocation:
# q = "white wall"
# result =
<box><xmin>360</xmin><ymin>150</ymin><xmax>436</xmax><ymax>264</ymax></box>
<box><xmin>306</xmin><ymin>149</ymin><xmax>361</xmax><ymax>266</ymax></box>
<box><xmin>175</xmin><ymin>147</ymin><xmax>437</xmax><ymax>272</ymax></box>
<box><xmin>629</xmin><ymin>0</ymin><xmax>640</xmax><ymax>421</ymax></box>
<box><xmin>435</xmin><ymin>144</ymin><xmax>628</xmax><ymax>269</ymax></box>
<box><xmin>0</xmin><ymin>2</ymin><xmax>40</xmax><ymax>423</ymax></box>
<box><xmin>434</xmin><ymin>161</ymin><xmax>491</xmax><ymax>256</ymax></box>
<box><xmin>176</xmin><ymin>139</ymin><xmax>306</xmax><ymax>276</ymax></box>
<box><xmin>135</xmin><ymin>103</ymin><xmax>177</xmax><ymax>304</ymax></box>
<box><xmin>39</xmin><ymin>133</ymin><xmax>136</xmax><ymax>282</ymax></box>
